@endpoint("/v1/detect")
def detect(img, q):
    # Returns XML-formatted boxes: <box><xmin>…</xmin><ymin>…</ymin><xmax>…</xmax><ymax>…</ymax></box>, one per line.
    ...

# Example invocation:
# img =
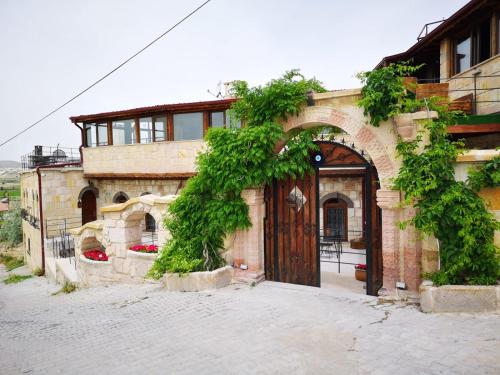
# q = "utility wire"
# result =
<box><xmin>0</xmin><ymin>0</ymin><xmax>211</xmax><ymax>148</ymax></box>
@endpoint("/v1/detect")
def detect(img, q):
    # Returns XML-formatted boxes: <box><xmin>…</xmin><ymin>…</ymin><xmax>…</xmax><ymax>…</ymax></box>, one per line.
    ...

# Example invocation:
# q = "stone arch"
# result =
<box><xmin>78</xmin><ymin>185</ymin><xmax>99</xmax><ymax>201</ymax></box>
<box><xmin>284</xmin><ymin>106</ymin><xmax>397</xmax><ymax>188</ymax></box>
<box><xmin>319</xmin><ymin>192</ymin><xmax>354</xmax><ymax>207</ymax></box>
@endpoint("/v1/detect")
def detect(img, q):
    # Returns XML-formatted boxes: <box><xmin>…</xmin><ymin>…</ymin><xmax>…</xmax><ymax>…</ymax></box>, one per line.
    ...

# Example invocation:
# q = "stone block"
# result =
<box><xmin>162</xmin><ymin>266</ymin><xmax>233</xmax><ymax>292</ymax></box>
<box><xmin>420</xmin><ymin>282</ymin><xmax>500</xmax><ymax>313</ymax></box>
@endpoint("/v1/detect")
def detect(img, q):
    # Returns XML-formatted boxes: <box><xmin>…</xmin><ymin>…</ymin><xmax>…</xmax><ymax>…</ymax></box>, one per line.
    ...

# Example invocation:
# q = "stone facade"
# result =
<box><xmin>447</xmin><ymin>55</ymin><xmax>500</xmax><ymax>115</ymax></box>
<box><xmin>319</xmin><ymin>177</ymin><xmax>363</xmax><ymax>240</ymax></box>
<box><xmin>83</xmin><ymin>140</ymin><xmax>205</xmax><ymax>176</ymax></box>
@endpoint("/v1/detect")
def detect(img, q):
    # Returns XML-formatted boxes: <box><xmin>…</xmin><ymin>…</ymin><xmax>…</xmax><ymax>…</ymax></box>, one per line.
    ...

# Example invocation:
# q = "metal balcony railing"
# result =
<box><xmin>21</xmin><ymin>145</ymin><xmax>81</xmax><ymax>170</ymax></box>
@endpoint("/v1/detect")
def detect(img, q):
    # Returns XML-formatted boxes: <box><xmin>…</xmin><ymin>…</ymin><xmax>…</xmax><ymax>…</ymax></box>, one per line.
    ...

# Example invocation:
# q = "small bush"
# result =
<box><xmin>62</xmin><ymin>282</ymin><xmax>77</xmax><ymax>294</ymax></box>
<box><xmin>0</xmin><ymin>208</ymin><xmax>22</xmax><ymax>247</ymax></box>
<box><xmin>4</xmin><ymin>274</ymin><xmax>32</xmax><ymax>284</ymax></box>
<box><xmin>0</xmin><ymin>254</ymin><xmax>24</xmax><ymax>271</ymax></box>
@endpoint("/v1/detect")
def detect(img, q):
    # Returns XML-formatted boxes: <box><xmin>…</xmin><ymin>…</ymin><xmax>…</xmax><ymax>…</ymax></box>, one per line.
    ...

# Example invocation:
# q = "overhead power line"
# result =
<box><xmin>0</xmin><ymin>0</ymin><xmax>211</xmax><ymax>149</ymax></box>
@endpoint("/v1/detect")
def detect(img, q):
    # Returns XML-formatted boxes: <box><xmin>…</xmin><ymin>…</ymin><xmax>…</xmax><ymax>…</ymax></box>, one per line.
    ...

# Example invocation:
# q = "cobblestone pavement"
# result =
<box><xmin>0</xmin><ymin>265</ymin><xmax>499</xmax><ymax>375</ymax></box>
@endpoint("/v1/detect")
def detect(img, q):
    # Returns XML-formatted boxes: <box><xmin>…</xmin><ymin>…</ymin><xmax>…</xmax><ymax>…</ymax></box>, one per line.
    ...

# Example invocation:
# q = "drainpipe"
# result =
<box><xmin>36</xmin><ymin>162</ymin><xmax>81</xmax><ymax>276</ymax></box>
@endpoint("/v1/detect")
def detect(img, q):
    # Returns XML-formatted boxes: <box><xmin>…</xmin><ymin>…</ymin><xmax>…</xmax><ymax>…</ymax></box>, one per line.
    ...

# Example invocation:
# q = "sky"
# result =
<box><xmin>0</xmin><ymin>0</ymin><xmax>470</xmax><ymax>161</ymax></box>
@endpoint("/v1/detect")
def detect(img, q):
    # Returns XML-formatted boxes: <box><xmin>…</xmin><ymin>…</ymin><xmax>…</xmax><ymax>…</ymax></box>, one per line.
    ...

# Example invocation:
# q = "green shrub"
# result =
<box><xmin>149</xmin><ymin>71</ymin><xmax>325</xmax><ymax>278</ymax></box>
<box><xmin>0</xmin><ymin>254</ymin><xmax>24</xmax><ymax>271</ymax></box>
<box><xmin>0</xmin><ymin>207</ymin><xmax>22</xmax><ymax>247</ymax></box>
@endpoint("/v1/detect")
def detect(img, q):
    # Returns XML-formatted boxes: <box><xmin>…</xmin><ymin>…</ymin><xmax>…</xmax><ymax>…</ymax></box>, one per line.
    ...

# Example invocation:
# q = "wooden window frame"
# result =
<box><xmin>323</xmin><ymin>198</ymin><xmax>348</xmax><ymax>241</ymax></box>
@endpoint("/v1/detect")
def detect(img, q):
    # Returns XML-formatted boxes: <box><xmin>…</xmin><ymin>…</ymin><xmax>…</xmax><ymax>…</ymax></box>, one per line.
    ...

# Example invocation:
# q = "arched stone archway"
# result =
<box><xmin>284</xmin><ymin>106</ymin><xmax>397</xmax><ymax>188</ymax></box>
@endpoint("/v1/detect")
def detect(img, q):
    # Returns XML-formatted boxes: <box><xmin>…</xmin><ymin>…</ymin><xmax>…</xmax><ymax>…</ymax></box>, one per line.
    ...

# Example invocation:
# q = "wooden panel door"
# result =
<box><xmin>264</xmin><ymin>172</ymin><xmax>319</xmax><ymax>287</ymax></box>
<box><xmin>81</xmin><ymin>190</ymin><xmax>97</xmax><ymax>225</ymax></box>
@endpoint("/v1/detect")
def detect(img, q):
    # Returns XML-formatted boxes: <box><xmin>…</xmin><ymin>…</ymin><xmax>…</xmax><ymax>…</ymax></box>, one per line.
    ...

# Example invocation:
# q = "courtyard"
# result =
<box><xmin>0</xmin><ymin>265</ymin><xmax>499</xmax><ymax>375</ymax></box>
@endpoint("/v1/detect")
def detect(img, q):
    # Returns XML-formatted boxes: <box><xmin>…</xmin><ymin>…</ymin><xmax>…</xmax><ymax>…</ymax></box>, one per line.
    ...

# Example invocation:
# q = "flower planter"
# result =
<box><xmin>127</xmin><ymin>249</ymin><xmax>158</xmax><ymax>279</ymax></box>
<box><xmin>78</xmin><ymin>255</ymin><xmax>114</xmax><ymax>287</ymax></box>
<box><xmin>129</xmin><ymin>244</ymin><xmax>158</xmax><ymax>254</ymax></box>
<box><xmin>354</xmin><ymin>269</ymin><xmax>367</xmax><ymax>282</ymax></box>
<box><xmin>354</xmin><ymin>264</ymin><xmax>367</xmax><ymax>282</ymax></box>
<box><xmin>162</xmin><ymin>265</ymin><xmax>233</xmax><ymax>292</ymax></box>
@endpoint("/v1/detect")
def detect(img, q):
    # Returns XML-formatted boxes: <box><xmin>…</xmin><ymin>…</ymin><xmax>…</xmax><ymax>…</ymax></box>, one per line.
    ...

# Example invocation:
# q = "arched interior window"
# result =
<box><xmin>144</xmin><ymin>213</ymin><xmax>156</xmax><ymax>232</ymax></box>
<box><xmin>323</xmin><ymin>197</ymin><xmax>348</xmax><ymax>241</ymax></box>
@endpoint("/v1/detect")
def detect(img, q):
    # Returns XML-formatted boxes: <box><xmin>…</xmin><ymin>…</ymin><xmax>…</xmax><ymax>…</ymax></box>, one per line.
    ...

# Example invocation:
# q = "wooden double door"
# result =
<box><xmin>264</xmin><ymin>141</ymin><xmax>383</xmax><ymax>295</ymax></box>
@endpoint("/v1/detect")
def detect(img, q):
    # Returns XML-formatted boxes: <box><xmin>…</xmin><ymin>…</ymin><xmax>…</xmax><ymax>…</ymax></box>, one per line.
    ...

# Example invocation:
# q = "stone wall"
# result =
<box><xmin>82</xmin><ymin>140</ymin><xmax>205</xmax><ymax>176</ymax></box>
<box><xmin>319</xmin><ymin>177</ymin><xmax>363</xmax><ymax>240</ymax></box>
<box><xmin>20</xmin><ymin>171</ymin><xmax>41</xmax><ymax>270</ymax></box>
<box><xmin>447</xmin><ymin>55</ymin><xmax>500</xmax><ymax>115</ymax></box>
<box><xmin>91</xmin><ymin>178</ymin><xmax>182</xmax><ymax>214</ymax></box>
<box><xmin>71</xmin><ymin>195</ymin><xmax>174</xmax><ymax>286</ymax></box>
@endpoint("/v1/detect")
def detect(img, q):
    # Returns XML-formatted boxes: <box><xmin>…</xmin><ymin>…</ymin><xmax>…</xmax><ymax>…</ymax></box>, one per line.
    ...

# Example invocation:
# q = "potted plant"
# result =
<box><xmin>354</xmin><ymin>264</ymin><xmax>367</xmax><ymax>282</ymax></box>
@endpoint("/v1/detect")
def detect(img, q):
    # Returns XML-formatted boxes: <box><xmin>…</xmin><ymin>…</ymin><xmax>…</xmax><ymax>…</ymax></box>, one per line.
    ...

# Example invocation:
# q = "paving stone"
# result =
<box><xmin>0</xmin><ymin>265</ymin><xmax>499</xmax><ymax>374</ymax></box>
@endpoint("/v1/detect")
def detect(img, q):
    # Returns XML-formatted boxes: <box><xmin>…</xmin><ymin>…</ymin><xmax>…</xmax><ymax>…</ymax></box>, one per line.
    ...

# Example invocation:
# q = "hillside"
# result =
<box><xmin>0</xmin><ymin>161</ymin><xmax>21</xmax><ymax>168</ymax></box>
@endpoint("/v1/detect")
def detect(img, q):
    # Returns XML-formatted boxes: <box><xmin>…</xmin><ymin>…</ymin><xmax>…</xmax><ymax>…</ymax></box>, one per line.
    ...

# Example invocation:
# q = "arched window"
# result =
<box><xmin>323</xmin><ymin>197</ymin><xmax>348</xmax><ymax>241</ymax></box>
<box><xmin>113</xmin><ymin>191</ymin><xmax>129</xmax><ymax>204</ymax></box>
<box><xmin>144</xmin><ymin>213</ymin><xmax>156</xmax><ymax>232</ymax></box>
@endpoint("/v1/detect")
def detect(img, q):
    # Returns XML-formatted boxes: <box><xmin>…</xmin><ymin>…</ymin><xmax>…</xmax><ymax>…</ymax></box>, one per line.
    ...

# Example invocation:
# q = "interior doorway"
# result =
<box><xmin>81</xmin><ymin>190</ymin><xmax>97</xmax><ymax>225</ymax></box>
<box><xmin>264</xmin><ymin>141</ymin><xmax>382</xmax><ymax>295</ymax></box>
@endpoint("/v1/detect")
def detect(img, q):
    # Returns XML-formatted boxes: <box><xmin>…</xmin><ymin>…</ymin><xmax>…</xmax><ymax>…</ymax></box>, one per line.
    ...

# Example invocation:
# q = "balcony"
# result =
<box><xmin>21</xmin><ymin>146</ymin><xmax>81</xmax><ymax>170</ymax></box>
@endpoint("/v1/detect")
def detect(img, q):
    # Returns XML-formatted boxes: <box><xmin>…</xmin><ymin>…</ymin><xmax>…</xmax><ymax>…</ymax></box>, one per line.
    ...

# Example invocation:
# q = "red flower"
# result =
<box><xmin>83</xmin><ymin>249</ymin><xmax>108</xmax><ymax>261</ymax></box>
<box><xmin>355</xmin><ymin>264</ymin><xmax>367</xmax><ymax>270</ymax></box>
<box><xmin>129</xmin><ymin>244</ymin><xmax>158</xmax><ymax>253</ymax></box>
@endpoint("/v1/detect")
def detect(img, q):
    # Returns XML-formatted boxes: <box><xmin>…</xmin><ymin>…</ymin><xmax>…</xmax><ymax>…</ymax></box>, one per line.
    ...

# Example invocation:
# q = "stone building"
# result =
<box><xmin>20</xmin><ymin>0</ymin><xmax>499</xmax><ymax>299</ymax></box>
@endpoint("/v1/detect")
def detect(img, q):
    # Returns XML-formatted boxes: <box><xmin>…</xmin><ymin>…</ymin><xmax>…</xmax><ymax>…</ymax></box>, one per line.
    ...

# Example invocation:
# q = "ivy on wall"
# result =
<box><xmin>358</xmin><ymin>63</ymin><xmax>499</xmax><ymax>285</ymax></box>
<box><xmin>149</xmin><ymin>71</ymin><xmax>325</xmax><ymax>277</ymax></box>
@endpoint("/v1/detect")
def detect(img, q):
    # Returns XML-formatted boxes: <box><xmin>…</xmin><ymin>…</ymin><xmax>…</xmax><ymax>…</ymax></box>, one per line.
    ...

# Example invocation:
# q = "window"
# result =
<box><xmin>173</xmin><ymin>112</ymin><xmax>203</xmax><ymax>140</ymax></box>
<box><xmin>454</xmin><ymin>19</ymin><xmax>492</xmax><ymax>75</ymax></box>
<box><xmin>139</xmin><ymin>117</ymin><xmax>153</xmax><ymax>144</ymax></box>
<box><xmin>456</xmin><ymin>36</ymin><xmax>471</xmax><ymax>73</ymax></box>
<box><xmin>113</xmin><ymin>191</ymin><xmax>129</xmax><ymax>204</ymax></box>
<box><xmin>97</xmin><ymin>123</ymin><xmax>108</xmax><ymax>146</ymax></box>
<box><xmin>85</xmin><ymin>123</ymin><xmax>97</xmax><ymax>147</ymax></box>
<box><xmin>154</xmin><ymin>117</ymin><xmax>166</xmax><ymax>141</ymax></box>
<box><xmin>225</xmin><ymin>110</ymin><xmax>241</xmax><ymax>128</ymax></box>
<box><xmin>112</xmin><ymin>119</ymin><xmax>136</xmax><ymax>145</ymax></box>
<box><xmin>210</xmin><ymin>111</ymin><xmax>225</xmax><ymax>128</ymax></box>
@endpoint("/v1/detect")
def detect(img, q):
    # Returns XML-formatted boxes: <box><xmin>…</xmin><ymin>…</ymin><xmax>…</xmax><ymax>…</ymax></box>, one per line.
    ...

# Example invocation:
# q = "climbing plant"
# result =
<box><xmin>149</xmin><ymin>70</ymin><xmax>325</xmax><ymax>277</ymax></box>
<box><xmin>358</xmin><ymin>63</ymin><xmax>499</xmax><ymax>285</ymax></box>
<box><xmin>356</xmin><ymin>62</ymin><xmax>422</xmax><ymax>126</ymax></box>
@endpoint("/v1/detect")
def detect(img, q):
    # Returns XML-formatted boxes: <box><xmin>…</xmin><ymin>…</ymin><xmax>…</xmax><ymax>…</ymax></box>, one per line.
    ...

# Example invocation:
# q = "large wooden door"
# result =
<box><xmin>81</xmin><ymin>190</ymin><xmax>97</xmax><ymax>225</ymax></box>
<box><xmin>264</xmin><ymin>172</ymin><xmax>319</xmax><ymax>287</ymax></box>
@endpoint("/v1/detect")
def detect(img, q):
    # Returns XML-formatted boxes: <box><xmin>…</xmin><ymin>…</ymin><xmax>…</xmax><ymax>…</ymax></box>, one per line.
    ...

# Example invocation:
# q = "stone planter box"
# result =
<box><xmin>78</xmin><ymin>255</ymin><xmax>115</xmax><ymax>287</ymax></box>
<box><xmin>420</xmin><ymin>281</ymin><xmax>500</xmax><ymax>313</ymax></box>
<box><xmin>127</xmin><ymin>250</ymin><xmax>157</xmax><ymax>279</ymax></box>
<box><xmin>162</xmin><ymin>265</ymin><xmax>233</xmax><ymax>292</ymax></box>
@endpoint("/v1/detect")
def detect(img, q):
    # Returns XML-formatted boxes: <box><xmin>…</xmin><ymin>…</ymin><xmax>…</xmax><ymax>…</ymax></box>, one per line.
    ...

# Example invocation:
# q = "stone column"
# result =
<box><xmin>376</xmin><ymin>189</ymin><xmax>402</xmax><ymax>295</ymax></box>
<box><xmin>232</xmin><ymin>188</ymin><xmax>265</xmax><ymax>282</ymax></box>
<box><xmin>401</xmin><ymin>207</ymin><xmax>422</xmax><ymax>292</ymax></box>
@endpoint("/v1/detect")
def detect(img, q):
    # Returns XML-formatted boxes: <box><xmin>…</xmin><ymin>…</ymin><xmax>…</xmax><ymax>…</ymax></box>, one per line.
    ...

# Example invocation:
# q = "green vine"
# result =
<box><xmin>149</xmin><ymin>71</ymin><xmax>325</xmax><ymax>277</ymax></box>
<box><xmin>358</xmin><ymin>63</ymin><xmax>499</xmax><ymax>285</ymax></box>
<box><xmin>356</xmin><ymin>62</ymin><xmax>422</xmax><ymax>127</ymax></box>
<box><xmin>467</xmin><ymin>155</ymin><xmax>500</xmax><ymax>192</ymax></box>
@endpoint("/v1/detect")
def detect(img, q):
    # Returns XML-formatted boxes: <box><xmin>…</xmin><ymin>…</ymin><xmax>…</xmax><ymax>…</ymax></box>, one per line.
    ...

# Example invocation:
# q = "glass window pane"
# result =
<box><xmin>139</xmin><ymin>117</ymin><xmax>153</xmax><ymax>143</ymax></box>
<box><xmin>154</xmin><ymin>117</ymin><xmax>166</xmax><ymax>141</ymax></box>
<box><xmin>225</xmin><ymin>110</ymin><xmax>241</xmax><ymax>128</ymax></box>
<box><xmin>112</xmin><ymin>119</ymin><xmax>136</xmax><ymax>145</ymax></box>
<box><xmin>85</xmin><ymin>123</ymin><xmax>96</xmax><ymax>147</ymax></box>
<box><xmin>211</xmin><ymin>111</ymin><xmax>224</xmax><ymax>128</ymax></box>
<box><xmin>173</xmin><ymin>112</ymin><xmax>203</xmax><ymax>140</ymax></box>
<box><xmin>97</xmin><ymin>123</ymin><xmax>108</xmax><ymax>146</ymax></box>
<box><xmin>456</xmin><ymin>36</ymin><xmax>471</xmax><ymax>73</ymax></box>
